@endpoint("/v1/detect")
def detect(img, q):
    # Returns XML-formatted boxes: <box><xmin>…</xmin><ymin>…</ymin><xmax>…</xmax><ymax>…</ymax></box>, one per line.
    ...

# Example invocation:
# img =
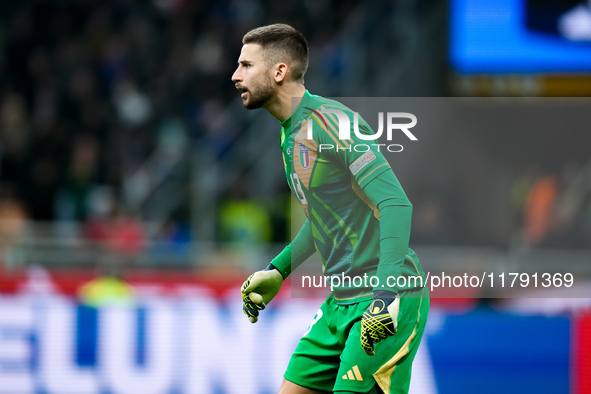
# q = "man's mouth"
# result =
<box><xmin>238</xmin><ymin>87</ymin><xmax>248</xmax><ymax>98</ymax></box>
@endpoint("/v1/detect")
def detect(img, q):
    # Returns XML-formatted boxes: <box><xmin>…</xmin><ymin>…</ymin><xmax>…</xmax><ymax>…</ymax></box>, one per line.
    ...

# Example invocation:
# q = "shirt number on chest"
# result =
<box><xmin>290</xmin><ymin>173</ymin><xmax>308</xmax><ymax>206</ymax></box>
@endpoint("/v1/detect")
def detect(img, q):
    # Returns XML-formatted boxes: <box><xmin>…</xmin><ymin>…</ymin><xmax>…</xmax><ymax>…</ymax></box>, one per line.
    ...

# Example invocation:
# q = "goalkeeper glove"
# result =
<box><xmin>360</xmin><ymin>290</ymin><xmax>400</xmax><ymax>356</ymax></box>
<box><xmin>241</xmin><ymin>264</ymin><xmax>283</xmax><ymax>323</ymax></box>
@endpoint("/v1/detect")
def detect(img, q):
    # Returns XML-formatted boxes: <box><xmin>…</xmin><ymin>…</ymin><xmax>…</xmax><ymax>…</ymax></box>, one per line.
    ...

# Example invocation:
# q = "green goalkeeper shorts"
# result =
<box><xmin>284</xmin><ymin>286</ymin><xmax>429</xmax><ymax>394</ymax></box>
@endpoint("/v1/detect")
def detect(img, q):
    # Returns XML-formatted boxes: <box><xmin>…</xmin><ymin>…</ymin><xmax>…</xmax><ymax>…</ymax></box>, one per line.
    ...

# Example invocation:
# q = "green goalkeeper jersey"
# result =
<box><xmin>280</xmin><ymin>91</ymin><xmax>425</xmax><ymax>303</ymax></box>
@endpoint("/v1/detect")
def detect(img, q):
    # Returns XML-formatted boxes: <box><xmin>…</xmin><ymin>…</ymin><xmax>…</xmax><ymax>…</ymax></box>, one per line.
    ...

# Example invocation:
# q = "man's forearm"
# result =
<box><xmin>270</xmin><ymin>219</ymin><xmax>316</xmax><ymax>279</ymax></box>
<box><xmin>362</xmin><ymin>170</ymin><xmax>412</xmax><ymax>293</ymax></box>
<box><xmin>374</xmin><ymin>203</ymin><xmax>412</xmax><ymax>293</ymax></box>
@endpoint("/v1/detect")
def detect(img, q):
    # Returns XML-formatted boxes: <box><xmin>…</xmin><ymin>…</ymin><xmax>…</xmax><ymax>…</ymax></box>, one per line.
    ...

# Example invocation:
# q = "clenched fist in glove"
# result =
<box><xmin>241</xmin><ymin>264</ymin><xmax>284</xmax><ymax>323</ymax></box>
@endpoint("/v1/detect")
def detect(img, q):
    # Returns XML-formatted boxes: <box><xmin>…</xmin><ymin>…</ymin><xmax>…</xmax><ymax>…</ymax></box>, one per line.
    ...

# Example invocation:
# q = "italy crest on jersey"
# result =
<box><xmin>299</xmin><ymin>144</ymin><xmax>310</xmax><ymax>169</ymax></box>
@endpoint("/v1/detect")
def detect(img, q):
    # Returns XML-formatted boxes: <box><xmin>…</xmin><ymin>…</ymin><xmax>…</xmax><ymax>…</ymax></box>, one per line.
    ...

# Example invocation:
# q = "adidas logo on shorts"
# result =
<box><xmin>342</xmin><ymin>365</ymin><xmax>363</xmax><ymax>381</ymax></box>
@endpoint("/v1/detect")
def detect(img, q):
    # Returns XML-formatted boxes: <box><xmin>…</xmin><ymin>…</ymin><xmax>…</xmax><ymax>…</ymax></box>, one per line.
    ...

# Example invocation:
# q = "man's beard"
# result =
<box><xmin>243</xmin><ymin>79</ymin><xmax>274</xmax><ymax>109</ymax></box>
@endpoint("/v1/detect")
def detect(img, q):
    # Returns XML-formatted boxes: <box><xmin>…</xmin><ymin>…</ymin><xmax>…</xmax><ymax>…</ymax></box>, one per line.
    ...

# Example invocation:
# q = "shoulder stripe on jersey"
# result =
<box><xmin>323</xmin><ymin>111</ymin><xmax>351</xmax><ymax>148</ymax></box>
<box><xmin>301</xmin><ymin>110</ymin><xmax>344</xmax><ymax>149</ymax></box>
<box><xmin>320</xmin><ymin>104</ymin><xmax>356</xmax><ymax>146</ymax></box>
<box><xmin>320</xmin><ymin>113</ymin><xmax>347</xmax><ymax>148</ymax></box>
<box><xmin>358</xmin><ymin>163</ymin><xmax>389</xmax><ymax>185</ymax></box>
<box><xmin>303</xmin><ymin>107</ymin><xmax>329</xmax><ymax>131</ymax></box>
<box><xmin>351</xmin><ymin>178</ymin><xmax>380</xmax><ymax>220</ymax></box>
<box><xmin>316</xmin><ymin>104</ymin><xmax>349</xmax><ymax>149</ymax></box>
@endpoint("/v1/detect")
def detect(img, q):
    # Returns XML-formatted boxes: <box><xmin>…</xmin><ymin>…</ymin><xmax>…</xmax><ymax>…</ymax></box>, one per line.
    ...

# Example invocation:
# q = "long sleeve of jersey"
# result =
<box><xmin>362</xmin><ymin>169</ymin><xmax>412</xmax><ymax>294</ymax></box>
<box><xmin>270</xmin><ymin>219</ymin><xmax>316</xmax><ymax>279</ymax></box>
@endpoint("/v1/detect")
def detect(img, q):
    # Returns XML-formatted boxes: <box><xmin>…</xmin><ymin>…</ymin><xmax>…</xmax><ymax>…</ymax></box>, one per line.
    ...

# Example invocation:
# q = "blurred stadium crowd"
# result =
<box><xmin>0</xmin><ymin>0</ymin><xmax>444</xmax><ymax>265</ymax></box>
<box><xmin>0</xmin><ymin>0</ymin><xmax>590</xmax><ymax>271</ymax></box>
<box><xmin>1</xmin><ymin>0</ymin><xmax>305</xmax><ymax>221</ymax></box>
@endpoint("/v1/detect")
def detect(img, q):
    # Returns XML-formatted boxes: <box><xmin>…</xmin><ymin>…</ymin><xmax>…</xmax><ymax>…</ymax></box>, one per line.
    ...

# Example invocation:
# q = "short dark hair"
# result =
<box><xmin>243</xmin><ymin>24</ymin><xmax>309</xmax><ymax>83</ymax></box>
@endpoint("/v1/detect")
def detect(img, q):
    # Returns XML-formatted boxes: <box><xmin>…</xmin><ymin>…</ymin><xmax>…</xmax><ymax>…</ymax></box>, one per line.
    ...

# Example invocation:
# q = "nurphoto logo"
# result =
<box><xmin>304</xmin><ymin>107</ymin><xmax>417</xmax><ymax>153</ymax></box>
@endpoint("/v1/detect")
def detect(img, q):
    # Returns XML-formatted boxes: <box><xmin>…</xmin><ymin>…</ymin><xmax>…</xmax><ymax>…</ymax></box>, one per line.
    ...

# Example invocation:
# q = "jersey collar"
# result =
<box><xmin>281</xmin><ymin>90</ymin><xmax>311</xmax><ymax>149</ymax></box>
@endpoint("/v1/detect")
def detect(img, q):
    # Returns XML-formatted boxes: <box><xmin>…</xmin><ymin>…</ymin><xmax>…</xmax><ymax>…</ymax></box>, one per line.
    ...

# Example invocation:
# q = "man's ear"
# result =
<box><xmin>274</xmin><ymin>63</ymin><xmax>288</xmax><ymax>83</ymax></box>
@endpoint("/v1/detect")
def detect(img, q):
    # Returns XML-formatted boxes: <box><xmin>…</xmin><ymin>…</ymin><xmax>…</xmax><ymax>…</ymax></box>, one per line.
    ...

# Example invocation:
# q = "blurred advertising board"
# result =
<box><xmin>0</xmin><ymin>280</ymin><xmax>587</xmax><ymax>394</ymax></box>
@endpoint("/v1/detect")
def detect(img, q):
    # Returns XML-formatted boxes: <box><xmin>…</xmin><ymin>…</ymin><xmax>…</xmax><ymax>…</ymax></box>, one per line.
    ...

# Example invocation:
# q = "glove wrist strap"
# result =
<box><xmin>265</xmin><ymin>263</ymin><xmax>281</xmax><ymax>274</ymax></box>
<box><xmin>269</xmin><ymin>246</ymin><xmax>291</xmax><ymax>279</ymax></box>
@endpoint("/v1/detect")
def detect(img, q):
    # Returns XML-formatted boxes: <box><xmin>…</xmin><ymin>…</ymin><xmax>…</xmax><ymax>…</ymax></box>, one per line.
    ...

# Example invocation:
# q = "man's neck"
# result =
<box><xmin>264</xmin><ymin>84</ymin><xmax>306</xmax><ymax>122</ymax></box>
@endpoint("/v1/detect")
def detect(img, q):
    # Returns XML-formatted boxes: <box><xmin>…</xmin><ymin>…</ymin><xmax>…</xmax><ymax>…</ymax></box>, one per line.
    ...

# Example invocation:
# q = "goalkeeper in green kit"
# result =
<box><xmin>232</xmin><ymin>24</ymin><xmax>429</xmax><ymax>394</ymax></box>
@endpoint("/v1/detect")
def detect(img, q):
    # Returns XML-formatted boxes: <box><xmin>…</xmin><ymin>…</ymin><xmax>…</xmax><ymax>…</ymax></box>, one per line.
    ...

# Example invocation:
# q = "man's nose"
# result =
<box><xmin>231</xmin><ymin>69</ymin><xmax>241</xmax><ymax>83</ymax></box>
